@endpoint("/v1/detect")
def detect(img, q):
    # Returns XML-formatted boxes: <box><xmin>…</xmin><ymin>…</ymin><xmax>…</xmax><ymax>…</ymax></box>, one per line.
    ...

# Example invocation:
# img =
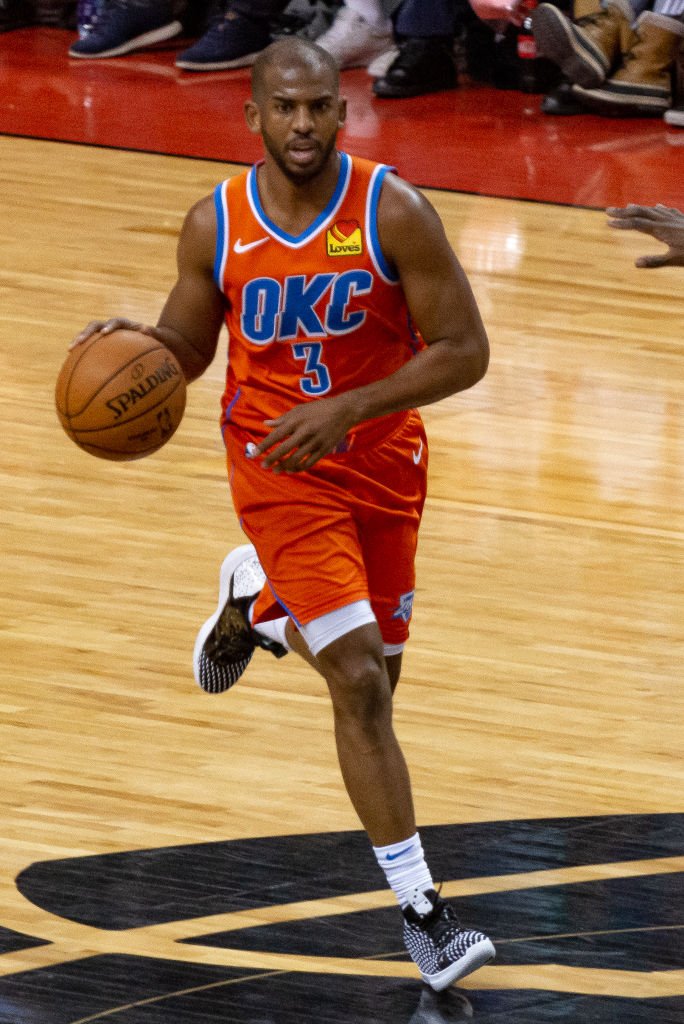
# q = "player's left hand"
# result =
<box><xmin>255</xmin><ymin>394</ymin><xmax>358</xmax><ymax>473</ymax></box>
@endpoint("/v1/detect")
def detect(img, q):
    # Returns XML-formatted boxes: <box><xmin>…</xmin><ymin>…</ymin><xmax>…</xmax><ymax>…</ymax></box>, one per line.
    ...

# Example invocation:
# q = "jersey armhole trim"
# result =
<box><xmin>366</xmin><ymin>164</ymin><xmax>400</xmax><ymax>286</ymax></box>
<box><xmin>213</xmin><ymin>181</ymin><xmax>229</xmax><ymax>290</ymax></box>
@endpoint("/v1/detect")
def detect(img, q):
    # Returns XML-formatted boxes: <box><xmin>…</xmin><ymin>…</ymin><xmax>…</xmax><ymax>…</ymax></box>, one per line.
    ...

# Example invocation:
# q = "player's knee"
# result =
<box><xmin>326</xmin><ymin>654</ymin><xmax>393</xmax><ymax>736</ymax></box>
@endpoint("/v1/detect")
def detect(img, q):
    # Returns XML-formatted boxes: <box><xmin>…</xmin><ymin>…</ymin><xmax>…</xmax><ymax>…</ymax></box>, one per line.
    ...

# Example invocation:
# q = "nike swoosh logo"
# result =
<box><xmin>386</xmin><ymin>845</ymin><xmax>413</xmax><ymax>861</ymax></box>
<box><xmin>412</xmin><ymin>440</ymin><xmax>423</xmax><ymax>465</ymax></box>
<box><xmin>234</xmin><ymin>237</ymin><xmax>269</xmax><ymax>254</ymax></box>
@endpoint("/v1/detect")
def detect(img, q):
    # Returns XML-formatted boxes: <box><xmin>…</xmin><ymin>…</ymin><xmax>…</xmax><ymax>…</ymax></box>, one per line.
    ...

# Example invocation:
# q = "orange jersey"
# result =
<box><xmin>213</xmin><ymin>152</ymin><xmax>424</xmax><ymax>446</ymax></box>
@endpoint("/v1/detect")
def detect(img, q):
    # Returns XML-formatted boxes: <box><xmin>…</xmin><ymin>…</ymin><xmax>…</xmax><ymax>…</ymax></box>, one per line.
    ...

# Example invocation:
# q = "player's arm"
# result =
<box><xmin>70</xmin><ymin>196</ymin><xmax>225</xmax><ymax>383</ymax></box>
<box><xmin>350</xmin><ymin>173</ymin><xmax>490</xmax><ymax>417</ymax></box>
<box><xmin>257</xmin><ymin>175</ymin><xmax>489</xmax><ymax>471</ymax></box>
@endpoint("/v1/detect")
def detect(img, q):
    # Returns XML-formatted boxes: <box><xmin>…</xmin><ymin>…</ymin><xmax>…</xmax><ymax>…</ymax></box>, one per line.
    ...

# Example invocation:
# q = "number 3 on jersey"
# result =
<box><xmin>292</xmin><ymin>341</ymin><xmax>331</xmax><ymax>396</ymax></box>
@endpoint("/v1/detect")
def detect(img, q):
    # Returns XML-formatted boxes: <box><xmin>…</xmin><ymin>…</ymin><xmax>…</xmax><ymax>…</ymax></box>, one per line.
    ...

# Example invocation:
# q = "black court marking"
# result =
<box><xmin>184</xmin><ymin>872</ymin><xmax>684</xmax><ymax>972</ymax></box>
<box><xmin>0</xmin><ymin>957</ymin><xmax>682</xmax><ymax>1024</ymax></box>
<box><xmin>15</xmin><ymin>814</ymin><xmax>684</xmax><ymax>929</ymax></box>
<box><xmin>0</xmin><ymin>924</ymin><xmax>49</xmax><ymax>957</ymax></box>
<box><xmin>4</xmin><ymin>814</ymin><xmax>682</xmax><ymax>1023</ymax></box>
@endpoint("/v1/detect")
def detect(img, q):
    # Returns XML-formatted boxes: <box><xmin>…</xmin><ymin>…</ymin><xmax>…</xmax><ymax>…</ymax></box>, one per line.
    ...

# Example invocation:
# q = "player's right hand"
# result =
<box><xmin>69</xmin><ymin>317</ymin><xmax>156</xmax><ymax>349</ymax></box>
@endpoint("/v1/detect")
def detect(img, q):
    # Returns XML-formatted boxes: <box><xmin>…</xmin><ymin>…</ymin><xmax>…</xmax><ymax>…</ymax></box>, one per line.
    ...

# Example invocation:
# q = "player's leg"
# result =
<box><xmin>307</xmin><ymin>619</ymin><xmax>415</xmax><ymax>845</ymax></box>
<box><xmin>285</xmin><ymin>619</ymin><xmax>403</xmax><ymax>691</ymax></box>
<box><xmin>293</xmin><ymin>601</ymin><xmax>495</xmax><ymax>990</ymax></box>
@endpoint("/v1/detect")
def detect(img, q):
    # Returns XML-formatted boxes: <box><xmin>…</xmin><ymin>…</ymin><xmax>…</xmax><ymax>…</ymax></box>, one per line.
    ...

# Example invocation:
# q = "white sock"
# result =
<box><xmin>346</xmin><ymin>0</ymin><xmax>392</xmax><ymax>31</ymax></box>
<box><xmin>373</xmin><ymin>832</ymin><xmax>434</xmax><ymax>909</ymax></box>
<box><xmin>249</xmin><ymin>602</ymin><xmax>291</xmax><ymax>651</ymax></box>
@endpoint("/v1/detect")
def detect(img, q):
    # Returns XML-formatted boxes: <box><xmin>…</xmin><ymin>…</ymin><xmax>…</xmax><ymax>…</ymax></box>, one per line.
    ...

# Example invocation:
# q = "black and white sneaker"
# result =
<box><xmin>403</xmin><ymin>889</ymin><xmax>495</xmax><ymax>992</ymax></box>
<box><xmin>193</xmin><ymin>544</ymin><xmax>287</xmax><ymax>694</ymax></box>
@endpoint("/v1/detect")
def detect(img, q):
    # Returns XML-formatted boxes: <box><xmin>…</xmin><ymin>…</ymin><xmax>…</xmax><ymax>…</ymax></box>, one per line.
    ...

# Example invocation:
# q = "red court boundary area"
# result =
<box><xmin>1</xmin><ymin>27</ymin><xmax>681</xmax><ymax>207</ymax></box>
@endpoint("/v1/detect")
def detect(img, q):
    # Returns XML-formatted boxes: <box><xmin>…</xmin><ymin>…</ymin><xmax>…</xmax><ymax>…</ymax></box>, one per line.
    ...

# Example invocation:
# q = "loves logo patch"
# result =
<box><xmin>327</xmin><ymin>218</ymin><xmax>363</xmax><ymax>257</ymax></box>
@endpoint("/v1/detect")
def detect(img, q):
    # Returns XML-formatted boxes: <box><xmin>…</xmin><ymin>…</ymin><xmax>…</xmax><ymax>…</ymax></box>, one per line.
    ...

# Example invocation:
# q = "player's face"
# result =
<box><xmin>246</xmin><ymin>63</ymin><xmax>346</xmax><ymax>182</ymax></box>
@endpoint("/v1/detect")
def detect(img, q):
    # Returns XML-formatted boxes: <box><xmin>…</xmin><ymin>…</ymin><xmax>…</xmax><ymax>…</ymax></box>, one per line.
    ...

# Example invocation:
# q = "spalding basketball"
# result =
<box><xmin>55</xmin><ymin>329</ymin><xmax>187</xmax><ymax>461</ymax></box>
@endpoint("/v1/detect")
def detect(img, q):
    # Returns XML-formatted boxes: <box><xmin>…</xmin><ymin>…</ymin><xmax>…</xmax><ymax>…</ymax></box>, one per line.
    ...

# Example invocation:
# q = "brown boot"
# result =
<box><xmin>664</xmin><ymin>36</ymin><xmax>684</xmax><ymax>125</ymax></box>
<box><xmin>531</xmin><ymin>0</ymin><xmax>636</xmax><ymax>89</ymax></box>
<box><xmin>573</xmin><ymin>12</ymin><xmax>684</xmax><ymax>115</ymax></box>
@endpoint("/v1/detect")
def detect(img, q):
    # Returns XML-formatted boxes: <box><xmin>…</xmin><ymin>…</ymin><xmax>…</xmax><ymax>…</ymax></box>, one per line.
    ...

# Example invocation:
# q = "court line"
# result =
<box><xmin>67</xmin><ymin>969</ymin><xmax>287</xmax><ymax>1024</ymax></box>
<box><xmin>0</xmin><ymin>855</ymin><xmax>681</xmax><ymax>1001</ymax></box>
<box><xmin>61</xmin><ymin>925</ymin><xmax>684</xmax><ymax>1023</ymax></box>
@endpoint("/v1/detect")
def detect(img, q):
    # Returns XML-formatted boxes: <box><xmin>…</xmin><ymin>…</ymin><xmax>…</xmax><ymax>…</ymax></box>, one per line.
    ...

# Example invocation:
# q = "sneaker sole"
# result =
<box><xmin>421</xmin><ymin>937</ymin><xmax>496</xmax><ymax>992</ymax></box>
<box><xmin>175</xmin><ymin>50</ymin><xmax>262</xmax><ymax>71</ymax></box>
<box><xmin>192</xmin><ymin>543</ymin><xmax>257</xmax><ymax>691</ymax></box>
<box><xmin>372</xmin><ymin>77</ymin><xmax>457</xmax><ymax>99</ymax></box>
<box><xmin>573</xmin><ymin>82</ymin><xmax>671</xmax><ymax>113</ymax></box>
<box><xmin>664</xmin><ymin>108</ymin><xmax>684</xmax><ymax>126</ymax></box>
<box><xmin>532</xmin><ymin>6</ymin><xmax>608</xmax><ymax>89</ymax></box>
<box><xmin>69</xmin><ymin>20</ymin><xmax>182</xmax><ymax>59</ymax></box>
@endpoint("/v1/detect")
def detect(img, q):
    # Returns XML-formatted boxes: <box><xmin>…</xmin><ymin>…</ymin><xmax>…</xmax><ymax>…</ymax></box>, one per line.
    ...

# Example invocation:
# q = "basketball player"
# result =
<box><xmin>71</xmin><ymin>36</ymin><xmax>495</xmax><ymax>990</ymax></box>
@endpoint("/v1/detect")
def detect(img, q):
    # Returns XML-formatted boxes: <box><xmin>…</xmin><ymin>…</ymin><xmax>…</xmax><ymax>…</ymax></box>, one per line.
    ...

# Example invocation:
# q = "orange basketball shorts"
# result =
<box><xmin>224</xmin><ymin>409</ymin><xmax>428</xmax><ymax>646</ymax></box>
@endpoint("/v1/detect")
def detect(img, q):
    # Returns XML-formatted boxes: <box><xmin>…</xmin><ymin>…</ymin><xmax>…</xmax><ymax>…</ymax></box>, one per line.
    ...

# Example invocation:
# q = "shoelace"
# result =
<box><xmin>423</xmin><ymin>899</ymin><xmax>463</xmax><ymax>946</ymax></box>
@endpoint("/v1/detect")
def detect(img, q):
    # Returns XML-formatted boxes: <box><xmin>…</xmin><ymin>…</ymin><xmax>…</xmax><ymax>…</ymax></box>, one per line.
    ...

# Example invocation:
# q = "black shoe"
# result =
<box><xmin>176</xmin><ymin>5</ymin><xmax>271</xmax><ymax>70</ymax></box>
<box><xmin>373</xmin><ymin>37</ymin><xmax>457</xmax><ymax>99</ymax></box>
<box><xmin>541</xmin><ymin>79</ymin><xmax>585</xmax><ymax>114</ymax></box>
<box><xmin>193</xmin><ymin>545</ymin><xmax>287</xmax><ymax>694</ymax></box>
<box><xmin>403</xmin><ymin>888</ymin><xmax>495</xmax><ymax>991</ymax></box>
<box><xmin>69</xmin><ymin>0</ymin><xmax>182</xmax><ymax>59</ymax></box>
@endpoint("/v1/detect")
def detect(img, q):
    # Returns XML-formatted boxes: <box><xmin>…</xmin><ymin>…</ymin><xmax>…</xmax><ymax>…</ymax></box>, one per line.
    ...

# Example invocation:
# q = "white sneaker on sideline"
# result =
<box><xmin>367</xmin><ymin>45</ymin><xmax>399</xmax><ymax>78</ymax></box>
<box><xmin>316</xmin><ymin>5</ymin><xmax>394</xmax><ymax>68</ymax></box>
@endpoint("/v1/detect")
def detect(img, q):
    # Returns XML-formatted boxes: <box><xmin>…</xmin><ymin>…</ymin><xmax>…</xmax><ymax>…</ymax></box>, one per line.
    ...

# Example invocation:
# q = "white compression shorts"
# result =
<box><xmin>299</xmin><ymin>599</ymin><xmax>405</xmax><ymax>658</ymax></box>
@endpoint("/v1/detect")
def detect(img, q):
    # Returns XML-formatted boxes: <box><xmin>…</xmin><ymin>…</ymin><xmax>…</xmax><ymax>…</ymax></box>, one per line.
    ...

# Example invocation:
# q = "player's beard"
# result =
<box><xmin>262</xmin><ymin>128</ymin><xmax>338</xmax><ymax>184</ymax></box>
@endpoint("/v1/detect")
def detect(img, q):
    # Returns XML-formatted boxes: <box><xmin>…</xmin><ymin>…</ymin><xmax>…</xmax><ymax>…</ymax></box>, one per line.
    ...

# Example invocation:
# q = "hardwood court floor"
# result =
<box><xmin>0</xmin><ymin>136</ymin><xmax>682</xmax><ymax>1022</ymax></box>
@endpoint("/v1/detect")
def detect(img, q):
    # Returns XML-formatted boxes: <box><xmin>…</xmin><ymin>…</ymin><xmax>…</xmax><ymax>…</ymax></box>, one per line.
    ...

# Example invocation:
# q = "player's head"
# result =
<box><xmin>245</xmin><ymin>38</ymin><xmax>346</xmax><ymax>183</ymax></box>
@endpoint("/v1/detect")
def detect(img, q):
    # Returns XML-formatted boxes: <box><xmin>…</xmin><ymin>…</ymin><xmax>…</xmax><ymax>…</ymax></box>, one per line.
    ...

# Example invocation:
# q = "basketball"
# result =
<box><xmin>55</xmin><ymin>329</ymin><xmax>187</xmax><ymax>461</ymax></box>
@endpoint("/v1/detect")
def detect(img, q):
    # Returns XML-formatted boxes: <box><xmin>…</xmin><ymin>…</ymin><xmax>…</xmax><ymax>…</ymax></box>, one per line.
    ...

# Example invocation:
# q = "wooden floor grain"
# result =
<box><xmin>0</xmin><ymin>136</ymin><xmax>681</xmax><ymax>1018</ymax></box>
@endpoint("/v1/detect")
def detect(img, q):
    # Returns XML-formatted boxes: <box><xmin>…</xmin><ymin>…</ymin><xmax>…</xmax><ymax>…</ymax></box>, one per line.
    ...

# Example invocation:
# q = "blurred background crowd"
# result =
<box><xmin>1</xmin><ymin>0</ymin><xmax>682</xmax><ymax>124</ymax></box>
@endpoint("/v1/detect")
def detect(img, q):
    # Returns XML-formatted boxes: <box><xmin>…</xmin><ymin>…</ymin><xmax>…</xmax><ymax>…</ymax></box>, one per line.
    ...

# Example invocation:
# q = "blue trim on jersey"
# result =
<box><xmin>221</xmin><ymin>388</ymin><xmax>242</xmax><ymax>441</ymax></box>
<box><xmin>267</xmin><ymin>581</ymin><xmax>302</xmax><ymax>629</ymax></box>
<box><xmin>368</xmin><ymin>165</ymin><xmax>399</xmax><ymax>283</ymax></box>
<box><xmin>248</xmin><ymin>152</ymin><xmax>352</xmax><ymax>247</ymax></box>
<box><xmin>213</xmin><ymin>183</ymin><xmax>227</xmax><ymax>287</ymax></box>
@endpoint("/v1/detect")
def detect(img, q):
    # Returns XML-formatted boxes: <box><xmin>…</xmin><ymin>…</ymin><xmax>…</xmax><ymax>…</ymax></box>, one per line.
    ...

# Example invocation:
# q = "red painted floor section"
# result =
<box><xmin>1</xmin><ymin>27</ymin><xmax>681</xmax><ymax>207</ymax></box>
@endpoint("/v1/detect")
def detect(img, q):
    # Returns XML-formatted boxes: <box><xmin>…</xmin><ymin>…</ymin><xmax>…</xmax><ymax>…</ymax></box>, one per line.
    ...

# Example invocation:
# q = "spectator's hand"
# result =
<box><xmin>470</xmin><ymin>0</ymin><xmax>523</xmax><ymax>26</ymax></box>
<box><xmin>606</xmin><ymin>204</ymin><xmax>684</xmax><ymax>268</ymax></box>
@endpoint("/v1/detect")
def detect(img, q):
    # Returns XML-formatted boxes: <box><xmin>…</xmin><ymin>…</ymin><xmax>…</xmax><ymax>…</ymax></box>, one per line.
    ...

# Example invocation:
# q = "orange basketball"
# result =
<box><xmin>55</xmin><ymin>329</ymin><xmax>187</xmax><ymax>461</ymax></box>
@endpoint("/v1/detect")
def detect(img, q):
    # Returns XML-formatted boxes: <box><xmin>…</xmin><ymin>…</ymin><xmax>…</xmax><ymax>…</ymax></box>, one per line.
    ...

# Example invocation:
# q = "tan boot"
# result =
<box><xmin>531</xmin><ymin>0</ymin><xmax>636</xmax><ymax>88</ymax></box>
<box><xmin>573</xmin><ymin>12</ymin><xmax>684</xmax><ymax>115</ymax></box>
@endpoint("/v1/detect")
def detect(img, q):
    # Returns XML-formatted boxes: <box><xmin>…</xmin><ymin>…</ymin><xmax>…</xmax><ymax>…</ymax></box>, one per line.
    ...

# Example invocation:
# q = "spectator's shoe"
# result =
<box><xmin>403</xmin><ymin>889</ymin><xmax>495</xmax><ymax>992</ymax></box>
<box><xmin>373</xmin><ymin>37</ymin><xmax>457</xmax><ymax>98</ymax></box>
<box><xmin>541</xmin><ymin>78</ymin><xmax>585</xmax><ymax>114</ymax></box>
<box><xmin>69</xmin><ymin>0</ymin><xmax>182</xmax><ymax>58</ymax></box>
<box><xmin>664</xmin><ymin>104</ymin><xmax>684</xmax><ymax>126</ymax></box>
<box><xmin>531</xmin><ymin>0</ymin><xmax>636</xmax><ymax>88</ymax></box>
<box><xmin>176</xmin><ymin>7</ymin><xmax>271</xmax><ymax>71</ymax></box>
<box><xmin>0</xmin><ymin>0</ymin><xmax>33</xmax><ymax>31</ymax></box>
<box><xmin>573</xmin><ymin>12</ymin><xmax>684</xmax><ymax>116</ymax></box>
<box><xmin>193</xmin><ymin>544</ymin><xmax>287</xmax><ymax>695</ymax></box>
<box><xmin>316</xmin><ymin>5</ymin><xmax>394</xmax><ymax>69</ymax></box>
<box><xmin>367</xmin><ymin>46</ymin><xmax>399</xmax><ymax>78</ymax></box>
<box><xmin>272</xmin><ymin>0</ymin><xmax>339</xmax><ymax>42</ymax></box>
<box><xmin>665</xmin><ymin>27</ymin><xmax>684</xmax><ymax>125</ymax></box>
